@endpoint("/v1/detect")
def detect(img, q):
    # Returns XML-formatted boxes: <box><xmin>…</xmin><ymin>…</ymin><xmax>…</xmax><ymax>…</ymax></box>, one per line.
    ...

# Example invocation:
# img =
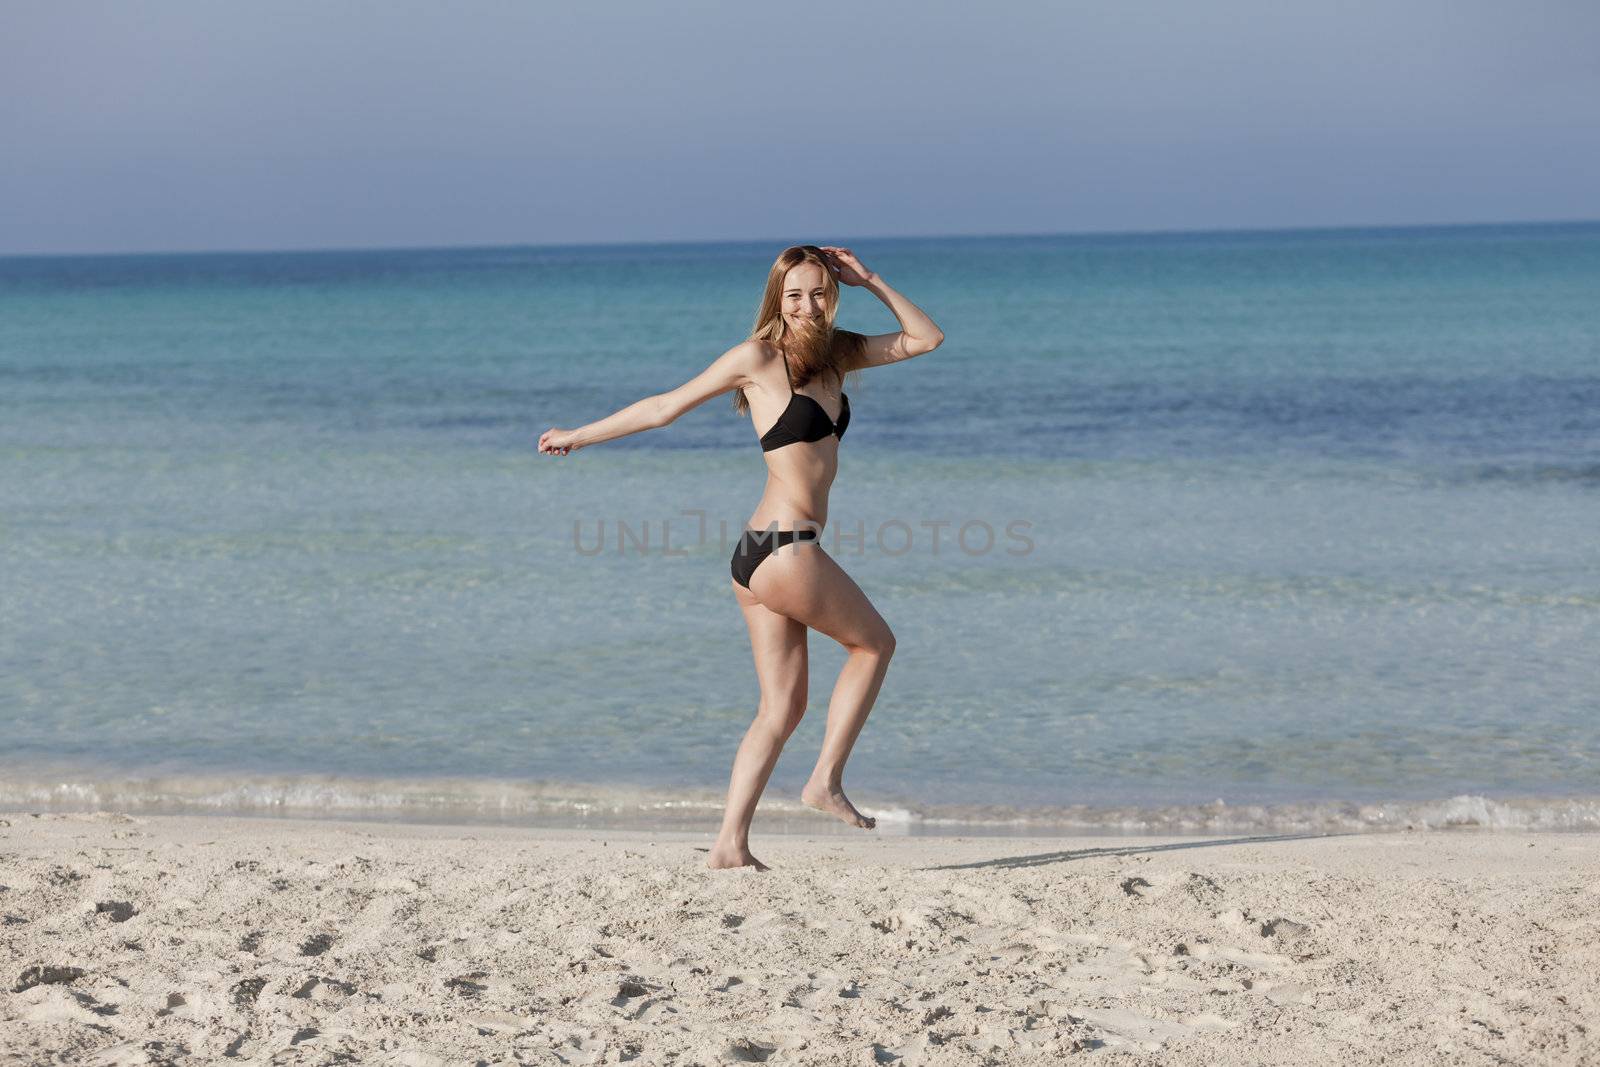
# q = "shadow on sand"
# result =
<box><xmin>918</xmin><ymin>830</ymin><xmax>1372</xmax><ymax>872</ymax></box>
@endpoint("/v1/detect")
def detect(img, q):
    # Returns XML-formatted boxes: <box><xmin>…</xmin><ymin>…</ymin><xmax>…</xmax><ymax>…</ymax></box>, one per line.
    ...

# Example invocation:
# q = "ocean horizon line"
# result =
<box><xmin>5</xmin><ymin>216</ymin><xmax>1599</xmax><ymax>263</ymax></box>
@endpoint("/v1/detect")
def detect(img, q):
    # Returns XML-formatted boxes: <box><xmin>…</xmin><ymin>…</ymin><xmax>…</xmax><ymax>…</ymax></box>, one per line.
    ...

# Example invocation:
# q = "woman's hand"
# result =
<box><xmin>821</xmin><ymin>246</ymin><xmax>876</xmax><ymax>287</ymax></box>
<box><xmin>538</xmin><ymin>428</ymin><xmax>581</xmax><ymax>456</ymax></box>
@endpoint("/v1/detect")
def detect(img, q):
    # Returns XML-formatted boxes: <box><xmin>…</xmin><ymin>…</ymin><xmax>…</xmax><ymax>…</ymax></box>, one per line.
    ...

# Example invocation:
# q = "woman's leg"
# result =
<box><xmin>748</xmin><ymin>541</ymin><xmax>895</xmax><ymax>830</ymax></box>
<box><xmin>707</xmin><ymin>580</ymin><xmax>809</xmax><ymax>870</ymax></box>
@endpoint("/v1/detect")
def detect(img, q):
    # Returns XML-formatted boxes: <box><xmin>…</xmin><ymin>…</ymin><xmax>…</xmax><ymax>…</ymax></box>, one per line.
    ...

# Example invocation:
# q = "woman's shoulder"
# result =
<box><xmin>737</xmin><ymin>338</ymin><xmax>788</xmax><ymax>370</ymax></box>
<box><xmin>727</xmin><ymin>339</ymin><xmax>787</xmax><ymax>393</ymax></box>
<box><xmin>742</xmin><ymin>337</ymin><xmax>782</xmax><ymax>357</ymax></box>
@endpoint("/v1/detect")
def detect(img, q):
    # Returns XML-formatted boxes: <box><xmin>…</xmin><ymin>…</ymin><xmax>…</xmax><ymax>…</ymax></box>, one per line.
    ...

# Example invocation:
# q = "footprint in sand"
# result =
<box><xmin>1245</xmin><ymin>978</ymin><xmax>1313</xmax><ymax>1004</ymax></box>
<box><xmin>230</xmin><ymin>976</ymin><xmax>267</xmax><ymax>1008</ymax></box>
<box><xmin>290</xmin><ymin>976</ymin><xmax>358</xmax><ymax>1000</ymax></box>
<box><xmin>1069</xmin><ymin>1005</ymin><xmax>1197</xmax><ymax>1050</ymax></box>
<box><xmin>298</xmin><ymin>932</ymin><xmax>335</xmax><ymax>957</ymax></box>
<box><xmin>725</xmin><ymin>1038</ymin><xmax>779</xmax><ymax>1063</ymax></box>
<box><xmin>13</xmin><ymin>965</ymin><xmax>87</xmax><ymax>993</ymax></box>
<box><xmin>1260</xmin><ymin>917</ymin><xmax>1312</xmax><ymax>944</ymax></box>
<box><xmin>611</xmin><ymin>978</ymin><xmax>652</xmax><ymax>1003</ymax></box>
<box><xmin>445</xmin><ymin>973</ymin><xmax>488</xmax><ymax>999</ymax></box>
<box><xmin>610</xmin><ymin>977</ymin><xmax>675</xmax><ymax>1021</ymax></box>
<box><xmin>93</xmin><ymin>901</ymin><xmax>136</xmax><ymax>923</ymax></box>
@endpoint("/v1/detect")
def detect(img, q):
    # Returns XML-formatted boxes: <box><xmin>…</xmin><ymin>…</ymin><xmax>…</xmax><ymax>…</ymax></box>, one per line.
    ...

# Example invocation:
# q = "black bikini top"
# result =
<box><xmin>759</xmin><ymin>351</ymin><xmax>850</xmax><ymax>452</ymax></box>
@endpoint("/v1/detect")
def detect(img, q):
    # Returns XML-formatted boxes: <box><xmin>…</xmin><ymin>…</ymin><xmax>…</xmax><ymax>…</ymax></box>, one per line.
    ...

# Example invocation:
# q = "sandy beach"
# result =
<box><xmin>1</xmin><ymin>812</ymin><xmax>1595</xmax><ymax>1064</ymax></box>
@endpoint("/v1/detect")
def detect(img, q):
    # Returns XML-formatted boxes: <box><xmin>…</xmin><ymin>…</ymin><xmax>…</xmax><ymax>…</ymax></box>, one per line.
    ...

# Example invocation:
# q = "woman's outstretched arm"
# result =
<box><xmin>538</xmin><ymin>341</ymin><xmax>763</xmax><ymax>455</ymax></box>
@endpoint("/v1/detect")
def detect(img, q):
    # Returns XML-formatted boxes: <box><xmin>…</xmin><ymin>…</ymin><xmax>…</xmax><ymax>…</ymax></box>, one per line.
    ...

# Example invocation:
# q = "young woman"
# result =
<box><xmin>538</xmin><ymin>245</ymin><xmax>944</xmax><ymax>870</ymax></box>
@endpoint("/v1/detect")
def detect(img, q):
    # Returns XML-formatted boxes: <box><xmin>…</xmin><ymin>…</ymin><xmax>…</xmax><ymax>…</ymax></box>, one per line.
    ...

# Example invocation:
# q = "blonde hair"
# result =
<box><xmin>734</xmin><ymin>244</ymin><xmax>866</xmax><ymax>416</ymax></box>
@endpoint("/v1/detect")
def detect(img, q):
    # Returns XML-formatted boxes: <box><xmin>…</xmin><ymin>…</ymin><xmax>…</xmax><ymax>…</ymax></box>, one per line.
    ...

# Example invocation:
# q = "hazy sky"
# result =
<box><xmin>3</xmin><ymin>1</ymin><xmax>1597</xmax><ymax>255</ymax></box>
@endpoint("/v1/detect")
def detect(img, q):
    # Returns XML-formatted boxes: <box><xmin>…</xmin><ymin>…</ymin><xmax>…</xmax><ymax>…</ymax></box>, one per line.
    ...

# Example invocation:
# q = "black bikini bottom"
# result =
<box><xmin>730</xmin><ymin>528</ymin><xmax>819</xmax><ymax>589</ymax></box>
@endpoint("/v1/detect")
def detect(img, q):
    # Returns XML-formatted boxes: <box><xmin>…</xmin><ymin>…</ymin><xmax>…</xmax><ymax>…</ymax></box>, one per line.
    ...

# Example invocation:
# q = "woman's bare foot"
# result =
<box><xmin>706</xmin><ymin>842</ymin><xmax>770</xmax><ymax>871</ymax></box>
<box><xmin>801</xmin><ymin>781</ymin><xmax>876</xmax><ymax>829</ymax></box>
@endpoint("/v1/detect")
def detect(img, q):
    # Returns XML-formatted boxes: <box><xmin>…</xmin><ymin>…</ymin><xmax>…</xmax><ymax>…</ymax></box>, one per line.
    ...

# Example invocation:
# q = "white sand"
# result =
<box><xmin>2</xmin><ymin>811</ymin><xmax>1596</xmax><ymax>1065</ymax></box>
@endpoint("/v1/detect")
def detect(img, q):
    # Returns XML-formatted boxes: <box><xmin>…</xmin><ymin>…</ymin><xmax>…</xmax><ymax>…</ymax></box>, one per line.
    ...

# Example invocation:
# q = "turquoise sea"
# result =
<box><xmin>3</xmin><ymin>223</ymin><xmax>1598</xmax><ymax>833</ymax></box>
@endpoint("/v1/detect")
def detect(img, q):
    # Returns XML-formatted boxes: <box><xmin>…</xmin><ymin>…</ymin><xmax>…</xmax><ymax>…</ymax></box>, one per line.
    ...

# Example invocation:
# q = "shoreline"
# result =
<box><xmin>3</xmin><ymin>811</ymin><xmax>1597</xmax><ymax>1063</ymax></box>
<box><xmin>10</xmin><ymin>802</ymin><xmax>1600</xmax><ymax>840</ymax></box>
<box><xmin>6</xmin><ymin>767</ymin><xmax>1600</xmax><ymax>836</ymax></box>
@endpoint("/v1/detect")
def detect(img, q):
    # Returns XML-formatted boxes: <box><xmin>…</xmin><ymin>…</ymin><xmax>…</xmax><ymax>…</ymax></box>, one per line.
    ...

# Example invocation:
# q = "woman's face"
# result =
<box><xmin>781</xmin><ymin>262</ymin><xmax>829</xmax><ymax>330</ymax></box>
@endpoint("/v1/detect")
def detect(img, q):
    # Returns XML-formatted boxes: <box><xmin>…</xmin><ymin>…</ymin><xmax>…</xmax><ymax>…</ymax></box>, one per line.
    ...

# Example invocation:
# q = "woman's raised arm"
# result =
<box><xmin>538</xmin><ymin>341</ymin><xmax>763</xmax><ymax>456</ymax></box>
<box><xmin>821</xmin><ymin>246</ymin><xmax>944</xmax><ymax>370</ymax></box>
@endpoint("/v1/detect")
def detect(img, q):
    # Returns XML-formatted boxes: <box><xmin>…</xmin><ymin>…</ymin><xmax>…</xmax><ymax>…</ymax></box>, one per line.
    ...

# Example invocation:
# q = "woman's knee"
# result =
<box><xmin>757</xmin><ymin>693</ymin><xmax>807</xmax><ymax>733</ymax></box>
<box><xmin>849</xmin><ymin>625</ymin><xmax>895</xmax><ymax>659</ymax></box>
